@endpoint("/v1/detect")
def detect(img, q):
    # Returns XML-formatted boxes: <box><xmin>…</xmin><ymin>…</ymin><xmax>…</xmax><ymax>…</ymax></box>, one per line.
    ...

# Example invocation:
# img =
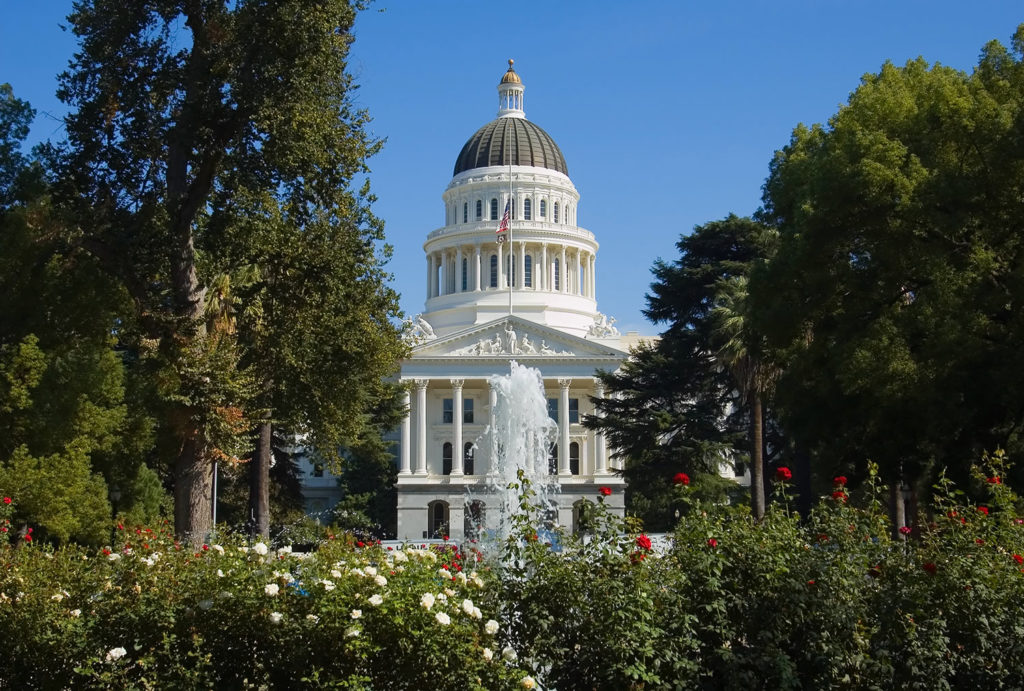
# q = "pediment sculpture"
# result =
<box><xmin>402</xmin><ymin>314</ymin><xmax>437</xmax><ymax>344</ymax></box>
<box><xmin>586</xmin><ymin>312</ymin><xmax>620</xmax><ymax>338</ymax></box>
<box><xmin>451</xmin><ymin>321</ymin><xmax>572</xmax><ymax>356</ymax></box>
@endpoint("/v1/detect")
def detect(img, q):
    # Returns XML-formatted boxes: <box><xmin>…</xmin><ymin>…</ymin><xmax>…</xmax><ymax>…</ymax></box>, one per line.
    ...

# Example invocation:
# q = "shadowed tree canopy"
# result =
<box><xmin>53</xmin><ymin>0</ymin><xmax>405</xmax><ymax>541</ymax></box>
<box><xmin>755</xmin><ymin>25</ymin><xmax>1024</xmax><ymax>490</ymax></box>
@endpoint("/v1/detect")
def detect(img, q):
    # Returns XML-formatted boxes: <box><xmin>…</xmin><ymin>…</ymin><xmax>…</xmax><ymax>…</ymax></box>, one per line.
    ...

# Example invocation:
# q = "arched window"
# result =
<box><xmin>554</xmin><ymin>258</ymin><xmax>560</xmax><ymax>291</ymax></box>
<box><xmin>461</xmin><ymin>257</ymin><xmax>468</xmax><ymax>292</ymax></box>
<box><xmin>476</xmin><ymin>199</ymin><xmax>482</xmax><ymax>220</ymax></box>
<box><xmin>428</xmin><ymin>500</ymin><xmax>449</xmax><ymax>538</ymax></box>
<box><xmin>540</xmin><ymin>199</ymin><xmax>546</xmax><ymax>218</ymax></box>
<box><xmin>442</xmin><ymin>442</ymin><xmax>453</xmax><ymax>475</ymax></box>
<box><xmin>524</xmin><ymin>255</ymin><xmax>532</xmax><ymax>287</ymax></box>
<box><xmin>490</xmin><ymin>198</ymin><xmax>498</xmax><ymax>220</ymax></box>
<box><xmin>463</xmin><ymin>202</ymin><xmax>468</xmax><ymax>224</ymax></box>
<box><xmin>524</xmin><ymin>198</ymin><xmax>532</xmax><ymax>220</ymax></box>
<box><xmin>570</xmin><ymin>442</ymin><xmax>580</xmax><ymax>475</ymax></box>
<box><xmin>554</xmin><ymin>201</ymin><xmax>559</xmax><ymax>224</ymax></box>
<box><xmin>464</xmin><ymin>442</ymin><xmax>475</xmax><ymax>476</ymax></box>
<box><xmin>572</xmin><ymin>499</ymin><xmax>593</xmax><ymax>534</ymax></box>
<box><xmin>548</xmin><ymin>444</ymin><xmax>558</xmax><ymax>475</ymax></box>
<box><xmin>489</xmin><ymin>255</ymin><xmax>498</xmax><ymax>288</ymax></box>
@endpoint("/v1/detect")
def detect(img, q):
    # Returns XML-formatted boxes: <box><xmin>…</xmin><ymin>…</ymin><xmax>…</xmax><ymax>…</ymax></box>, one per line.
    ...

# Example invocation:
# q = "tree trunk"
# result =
<box><xmin>249</xmin><ymin>419</ymin><xmax>272</xmax><ymax>539</ymax></box>
<box><xmin>173</xmin><ymin>428</ymin><xmax>213</xmax><ymax>545</ymax></box>
<box><xmin>750</xmin><ymin>393</ymin><xmax>765</xmax><ymax>521</ymax></box>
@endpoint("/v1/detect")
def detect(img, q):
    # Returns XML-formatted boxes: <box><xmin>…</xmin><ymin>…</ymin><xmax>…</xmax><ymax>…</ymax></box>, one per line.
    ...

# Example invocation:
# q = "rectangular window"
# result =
<box><xmin>547</xmin><ymin>398</ymin><xmax>558</xmax><ymax>421</ymax></box>
<box><xmin>463</xmin><ymin>398</ymin><xmax>474</xmax><ymax>424</ymax></box>
<box><xmin>569</xmin><ymin>398</ymin><xmax>579</xmax><ymax>424</ymax></box>
<box><xmin>443</xmin><ymin>398</ymin><xmax>453</xmax><ymax>424</ymax></box>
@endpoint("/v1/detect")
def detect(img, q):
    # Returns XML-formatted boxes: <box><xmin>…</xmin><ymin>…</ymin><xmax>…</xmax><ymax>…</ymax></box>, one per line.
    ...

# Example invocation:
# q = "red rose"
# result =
<box><xmin>833</xmin><ymin>476</ymin><xmax>847</xmax><ymax>486</ymax></box>
<box><xmin>356</xmin><ymin>541</ymin><xmax>365</xmax><ymax>548</ymax></box>
<box><xmin>987</xmin><ymin>477</ymin><xmax>1002</xmax><ymax>484</ymax></box>
<box><xmin>977</xmin><ymin>506</ymin><xmax>989</xmax><ymax>516</ymax></box>
<box><xmin>831</xmin><ymin>490</ymin><xmax>848</xmax><ymax>503</ymax></box>
<box><xmin>598</xmin><ymin>487</ymin><xmax>612</xmax><ymax>496</ymax></box>
<box><xmin>636</xmin><ymin>534</ymin><xmax>652</xmax><ymax>551</ymax></box>
<box><xmin>2</xmin><ymin>497</ymin><xmax>10</xmax><ymax>504</ymax></box>
<box><xmin>775</xmin><ymin>467</ymin><xmax>792</xmax><ymax>482</ymax></box>
<box><xmin>707</xmin><ymin>538</ymin><xmax>718</xmax><ymax>548</ymax></box>
<box><xmin>947</xmin><ymin>511</ymin><xmax>958</xmax><ymax>518</ymax></box>
<box><xmin>976</xmin><ymin>538</ymin><xmax>985</xmax><ymax>545</ymax></box>
<box><xmin>23</xmin><ymin>534</ymin><xmax>31</xmax><ymax>542</ymax></box>
<box><xmin>202</xmin><ymin>544</ymin><xmax>209</xmax><ymax>551</ymax></box>
<box><xmin>867</xmin><ymin>565</ymin><xmax>881</xmax><ymax>578</ymax></box>
<box><xmin>807</xmin><ymin>580</ymin><xmax>815</xmax><ymax>586</ymax></box>
<box><xmin>1014</xmin><ymin>554</ymin><xmax>1024</xmax><ymax>565</ymax></box>
<box><xmin>899</xmin><ymin>526</ymin><xmax>912</xmax><ymax>535</ymax></box>
<box><xmin>922</xmin><ymin>562</ymin><xmax>937</xmax><ymax>574</ymax></box>
<box><xmin>672</xmin><ymin>472</ymin><xmax>690</xmax><ymax>486</ymax></box>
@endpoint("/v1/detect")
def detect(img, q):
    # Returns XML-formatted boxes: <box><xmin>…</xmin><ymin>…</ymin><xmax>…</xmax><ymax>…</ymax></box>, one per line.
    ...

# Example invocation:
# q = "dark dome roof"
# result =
<box><xmin>453</xmin><ymin>118</ymin><xmax>568</xmax><ymax>176</ymax></box>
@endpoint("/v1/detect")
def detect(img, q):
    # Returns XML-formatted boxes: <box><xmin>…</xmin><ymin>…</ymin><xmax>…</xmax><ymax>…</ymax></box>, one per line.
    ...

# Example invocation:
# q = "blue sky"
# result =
<box><xmin>3</xmin><ymin>2</ymin><xmax>1022</xmax><ymax>334</ymax></box>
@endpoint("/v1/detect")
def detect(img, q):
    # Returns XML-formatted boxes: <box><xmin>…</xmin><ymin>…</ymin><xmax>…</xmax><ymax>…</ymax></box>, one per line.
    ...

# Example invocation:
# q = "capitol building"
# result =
<box><xmin>392</xmin><ymin>61</ymin><xmax>632</xmax><ymax>541</ymax></box>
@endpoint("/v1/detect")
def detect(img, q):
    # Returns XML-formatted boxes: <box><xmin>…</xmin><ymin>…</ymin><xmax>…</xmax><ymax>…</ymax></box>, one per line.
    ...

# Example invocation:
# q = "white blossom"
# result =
<box><xmin>345</xmin><ymin>626</ymin><xmax>360</xmax><ymax>637</ymax></box>
<box><xmin>420</xmin><ymin>593</ymin><xmax>435</xmax><ymax>610</ymax></box>
<box><xmin>461</xmin><ymin>599</ymin><xmax>475</xmax><ymax>616</ymax></box>
<box><xmin>455</xmin><ymin>572</ymin><xmax>468</xmax><ymax>585</ymax></box>
<box><xmin>216</xmin><ymin>569</ymin><xmax>225</xmax><ymax>578</ymax></box>
<box><xmin>368</xmin><ymin>593</ymin><xmax>384</xmax><ymax>606</ymax></box>
<box><xmin>330</xmin><ymin>569</ymin><xmax>343</xmax><ymax>579</ymax></box>
<box><xmin>264</xmin><ymin>583</ymin><xmax>280</xmax><ymax>597</ymax></box>
<box><xmin>350</xmin><ymin>567</ymin><xmax>366</xmax><ymax>578</ymax></box>
<box><xmin>211</xmin><ymin>544</ymin><xmax>224</xmax><ymax>555</ymax></box>
<box><xmin>105</xmin><ymin>647</ymin><xmax>127</xmax><ymax>662</ymax></box>
<box><xmin>435</xmin><ymin>612</ymin><xmax>451</xmax><ymax>625</ymax></box>
<box><xmin>306</xmin><ymin>614</ymin><xmax>319</xmax><ymax>623</ymax></box>
<box><xmin>521</xmin><ymin>675</ymin><xmax>536</xmax><ymax>689</ymax></box>
<box><xmin>472</xmin><ymin>606</ymin><xmax>482</xmax><ymax>620</ymax></box>
<box><xmin>502</xmin><ymin>646</ymin><xmax>517</xmax><ymax>662</ymax></box>
<box><xmin>252</xmin><ymin>543</ymin><xmax>268</xmax><ymax>556</ymax></box>
<box><xmin>485</xmin><ymin>619</ymin><xmax>499</xmax><ymax>635</ymax></box>
<box><xmin>392</xmin><ymin>551</ymin><xmax>408</xmax><ymax>563</ymax></box>
<box><xmin>437</xmin><ymin>567</ymin><xmax>451</xmax><ymax>578</ymax></box>
<box><xmin>350</xmin><ymin>609</ymin><xmax>362</xmax><ymax>619</ymax></box>
<box><xmin>70</xmin><ymin>609</ymin><xmax>81</xmax><ymax>618</ymax></box>
<box><xmin>277</xmin><ymin>545</ymin><xmax>292</xmax><ymax>556</ymax></box>
<box><xmin>482</xmin><ymin>647</ymin><xmax>493</xmax><ymax>661</ymax></box>
<box><xmin>269</xmin><ymin>611</ymin><xmax>283</xmax><ymax>624</ymax></box>
<box><xmin>374</xmin><ymin>575</ymin><xmax>388</xmax><ymax>588</ymax></box>
<box><xmin>363</xmin><ymin>566</ymin><xmax>377</xmax><ymax>577</ymax></box>
<box><xmin>319</xmin><ymin>579</ymin><xmax>336</xmax><ymax>592</ymax></box>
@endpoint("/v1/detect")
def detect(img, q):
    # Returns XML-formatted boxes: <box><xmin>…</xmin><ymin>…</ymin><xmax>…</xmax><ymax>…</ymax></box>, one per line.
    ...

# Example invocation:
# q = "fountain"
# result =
<box><xmin>467</xmin><ymin>361</ymin><xmax>560</xmax><ymax>547</ymax></box>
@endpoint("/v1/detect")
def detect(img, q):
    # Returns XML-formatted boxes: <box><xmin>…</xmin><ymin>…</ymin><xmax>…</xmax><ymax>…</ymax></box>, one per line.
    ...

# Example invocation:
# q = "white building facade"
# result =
<box><xmin>395</xmin><ymin>61</ymin><xmax>628</xmax><ymax>541</ymax></box>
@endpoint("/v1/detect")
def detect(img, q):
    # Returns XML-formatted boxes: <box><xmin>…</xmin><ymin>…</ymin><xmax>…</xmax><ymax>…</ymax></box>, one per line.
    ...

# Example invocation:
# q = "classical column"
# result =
<box><xmin>575</xmin><ymin>250</ymin><xmax>582</xmax><ymax>295</ymax></box>
<box><xmin>540</xmin><ymin>244</ymin><xmax>548</xmax><ymax>291</ymax></box>
<box><xmin>589</xmin><ymin>254</ymin><xmax>596</xmax><ymax>298</ymax></box>
<box><xmin>399</xmin><ymin>387</ymin><xmax>411</xmax><ymax>475</ymax></box>
<box><xmin>451</xmin><ymin>379</ymin><xmax>464</xmax><ymax>475</ymax></box>
<box><xmin>558</xmin><ymin>378</ymin><xmax>571</xmax><ymax>475</ymax></box>
<box><xmin>415</xmin><ymin>379</ymin><xmax>428</xmax><ymax>475</ymax></box>
<box><xmin>497</xmin><ymin>241</ymin><xmax>504</xmax><ymax>288</ymax></box>
<box><xmin>594</xmin><ymin>382</ymin><xmax>607</xmax><ymax>474</ymax></box>
<box><xmin>455</xmin><ymin>246</ymin><xmax>463</xmax><ymax>293</ymax></box>
<box><xmin>428</xmin><ymin>253</ymin><xmax>436</xmax><ymax>298</ymax></box>
<box><xmin>519</xmin><ymin>241</ymin><xmax>526</xmax><ymax>289</ymax></box>
<box><xmin>560</xmin><ymin>246</ymin><xmax>567</xmax><ymax>293</ymax></box>
<box><xmin>474</xmin><ymin>245</ymin><xmax>482</xmax><ymax>292</ymax></box>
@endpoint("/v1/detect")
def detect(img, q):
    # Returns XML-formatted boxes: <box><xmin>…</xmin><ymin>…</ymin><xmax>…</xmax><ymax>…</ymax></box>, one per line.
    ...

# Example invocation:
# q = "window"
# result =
<box><xmin>442</xmin><ymin>442</ymin><xmax>452</xmax><ymax>475</ymax></box>
<box><xmin>443</xmin><ymin>398</ymin><xmax>453</xmax><ymax>424</ymax></box>
<box><xmin>570</xmin><ymin>442</ymin><xmax>580</xmax><ymax>475</ymax></box>
<box><xmin>489</xmin><ymin>255</ymin><xmax>498</xmax><ymax>288</ymax></box>
<box><xmin>461</xmin><ymin>258</ymin><xmax>468</xmax><ymax>292</ymax></box>
<box><xmin>463</xmin><ymin>398</ymin><xmax>474</xmax><ymax>424</ymax></box>
<box><xmin>313</xmin><ymin>462</ymin><xmax>324</xmax><ymax>478</ymax></box>
<box><xmin>548</xmin><ymin>443</ymin><xmax>558</xmax><ymax>475</ymax></box>
<box><xmin>525</xmin><ymin>255</ymin><xmax>532</xmax><ymax>287</ymax></box>
<box><xmin>554</xmin><ymin>201</ymin><xmax>559</xmax><ymax>223</ymax></box>
<box><xmin>569</xmin><ymin>398</ymin><xmax>579</xmax><ymax>423</ymax></box>
<box><xmin>734</xmin><ymin>460</ymin><xmax>746</xmax><ymax>477</ymax></box>
<box><xmin>476</xmin><ymin>200</ymin><xmax>482</xmax><ymax>220</ymax></box>
<box><xmin>464</xmin><ymin>442</ymin><xmax>475</xmax><ymax>475</ymax></box>
<box><xmin>490</xmin><ymin>198</ymin><xmax>498</xmax><ymax>220</ymax></box>
<box><xmin>428</xmin><ymin>500</ymin><xmax>449</xmax><ymax>538</ymax></box>
<box><xmin>465</xmin><ymin>500</ymin><xmax>484</xmax><ymax>539</ymax></box>
<box><xmin>463</xmin><ymin>202</ymin><xmax>467</xmax><ymax>224</ymax></box>
<box><xmin>554</xmin><ymin>258</ymin><xmax>560</xmax><ymax>291</ymax></box>
<box><xmin>540</xmin><ymin>199</ymin><xmax>546</xmax><ymax>218</ymax></box>
<box><xmin>524</xmin><ymin>198</ymin><xmax>531</xmax><ymax>220</ymax></box>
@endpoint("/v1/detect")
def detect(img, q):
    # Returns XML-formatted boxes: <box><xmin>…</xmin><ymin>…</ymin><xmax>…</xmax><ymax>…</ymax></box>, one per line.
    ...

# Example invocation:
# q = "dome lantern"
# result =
<box><xmin>497</xmin><ymin>59</ymin><xmax>525</xmax><ymax>118</ymax></box>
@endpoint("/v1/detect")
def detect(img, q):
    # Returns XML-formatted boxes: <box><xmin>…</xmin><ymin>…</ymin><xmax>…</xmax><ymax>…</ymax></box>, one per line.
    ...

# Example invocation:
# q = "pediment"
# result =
<box><xmin>410</xmin><ymin>316</ymin><xmax>626</xmax><ymax>360</ymax></box>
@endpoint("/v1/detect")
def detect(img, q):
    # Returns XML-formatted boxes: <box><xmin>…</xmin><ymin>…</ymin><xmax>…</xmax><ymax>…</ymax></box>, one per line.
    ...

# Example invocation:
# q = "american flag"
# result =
<box><xmin>496</xmin><ymin>200</ymin><xmax>510</xmax><ymax>242</ymax></box>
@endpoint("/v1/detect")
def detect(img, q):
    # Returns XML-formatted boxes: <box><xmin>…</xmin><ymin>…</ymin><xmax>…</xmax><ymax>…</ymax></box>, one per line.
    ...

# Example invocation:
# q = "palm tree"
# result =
<box><xmin>712</xmin><ymin>274</ymin><xmax>777</xmax><ymax>521</ymax></box>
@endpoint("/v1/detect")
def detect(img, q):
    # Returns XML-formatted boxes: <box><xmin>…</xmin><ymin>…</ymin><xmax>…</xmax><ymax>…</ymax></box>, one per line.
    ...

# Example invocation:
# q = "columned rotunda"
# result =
<box><xmin>395</xmin><ymin>61</ymin><xmax>628</xmax><ymax>541</ymax></box>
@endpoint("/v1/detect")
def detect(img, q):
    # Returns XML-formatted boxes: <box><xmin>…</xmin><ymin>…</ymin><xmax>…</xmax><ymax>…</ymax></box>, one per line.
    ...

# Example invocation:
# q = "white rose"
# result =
<box><xmin>211</xmin><ymin>544</ymin><xmax>224</xmax><ymax>554</ymax></box>
<box><xmin>461</xmin><ymin>599</ymin><xmax>475</xmax><ymax>616</ymax></box>
<box><xmin>264</xmin><ymin>583</ymin><xmax>280</xmax><ymax>597</ymax></box>
<box><xmin>216</xmin><ymin>569</ymin><xmax>225</xmax><ymax>578</ymax></box>
<box><xmin>252</xmin><ymin>542</ymin><xmax>268</xmax><ymax>556</ymax></box>
<box><xmin>364</xmin><ymin>566</ymin><xmax>377</xmax><ymax>577</ymax></box>
<box><xmin>393</xmin><ymin>551</ymin><xmax>408</xmax><ymax>563</ymax></box>
<box><xmin>374</xmin><ymin>575</ymin><xmax>387</xmax><ymax>587</ymax></box>
<box><xmin>472</xmin><ymin>606</ymin><xmax>482</xmax><ymax>620</ymax></box>
<box><xmin>455</xmin><ymin>572</ymin><xmax>468</xmax><ymax>585</ymax></box>
<box><xmin>319</xmin><ymin>579</ymin><xmax>336</xmax><ymax>591</ymax></box>
<box><xmin>482</xmin><ymin>647</ymin><xmax>493</xmax><ymax>661</ymax></box>
<box><xmin>502</xmin><ymin>646</ymin><xmax>517</xmax><ymax>662</ymax></box>
<box><xmin>368</xmin><ymin>594</ymin><xmax>384</xmax><ymax>606</ymax></box>
<box><xmin>105</xmin><ymin>647</ymin><xmax>127</xmax><ymax>662</ymax></box>
<box><xmin>437</xmin><ymin>567</ymin><xmax>451</xmax><ymax>578</ymax></box>
<box><xmin>420</xmin><ymin>592</ymin><xmax>435</xmax><ymax>610</ymax></box>
<box><xmin>70</xmin><ymin>609</ymin><xmax>81</xmax><ymax>618</ymax></box>
<box><xmin>306</xmin><ymin>614</ymin><xmax>319</xmax><ymax>623</ymax></box>
<box><xmin>345</xmin><ymin>626</ymin><xmax>360</xmax><ymax>637</ymax></box>
<box><xmin>485</xmin><ymin>619</ymin><xmax>499</xmax><ymax>635</ymax></box>
<box><xmin>521</xmin><ymin>675</ymin><xmax>536</xmax><ymax>689</ymax></box>
<box><xmin>269</xmin><ymin>611</ymin><xmax>283</xmax><ymax>624</ymax></box>
<box><xmin>277</xmin><ymin>545</ymin><xmax>292</xmax><ymax>556</ymax></box>
<box><xmin>350</xmin><ymin>609</ymin><xmax>362</xmax><ymax>619</ymax></box>
<box><xmin>435</xmin><ymin>612</ymin><xmax>451</xmax><ymax>626</ymax></box>
<box><xmin>350</xmin><ymin>568</ymin><xmax>366</xmax><ymax>578</ymax></box>
<box><xmin>51</xmin><ymin>593</ymin><xmax>64</xmax><ymax>602</ymax></box>
<box><xmin>330</xmin><ymin>569</ymin><xmax>343</xmax><ymax>579</ymax></box>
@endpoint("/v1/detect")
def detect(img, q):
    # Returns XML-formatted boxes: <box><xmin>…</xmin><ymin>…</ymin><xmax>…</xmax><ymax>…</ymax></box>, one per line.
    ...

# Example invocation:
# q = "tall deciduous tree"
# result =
<box><xmin>756</xmin><ymin>25</ymin><xmax>1024</xmax><ymax>493</ymax></box>
<box><xmin>55</xmin><ymin>1</ymin><xmax>404</xmax><ymax>541</ymax></box>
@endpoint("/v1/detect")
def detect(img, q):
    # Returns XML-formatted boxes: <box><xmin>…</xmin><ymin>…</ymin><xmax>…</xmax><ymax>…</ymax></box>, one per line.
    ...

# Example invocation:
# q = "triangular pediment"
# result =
<box><xmin>410</xmin><ymin>316</ymin><xmax>627</xmax><ymax>360</ymax></box>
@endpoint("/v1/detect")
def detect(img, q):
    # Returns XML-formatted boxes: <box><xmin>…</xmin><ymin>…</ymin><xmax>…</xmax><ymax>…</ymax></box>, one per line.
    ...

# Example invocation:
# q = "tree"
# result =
<box><xmin>588</xmin><ymin>215</ymin><xmax>779</xmax><ymax>527</ymax></box>
<box><xmin>755</xmin><ymin>25</ymin><xmax>1024</xmax><ymax>496</ymax></box>
<box><xmin>54</xmin><ymin>1</ymin><xmax>404</xmax><ymax>541</ymax></box>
